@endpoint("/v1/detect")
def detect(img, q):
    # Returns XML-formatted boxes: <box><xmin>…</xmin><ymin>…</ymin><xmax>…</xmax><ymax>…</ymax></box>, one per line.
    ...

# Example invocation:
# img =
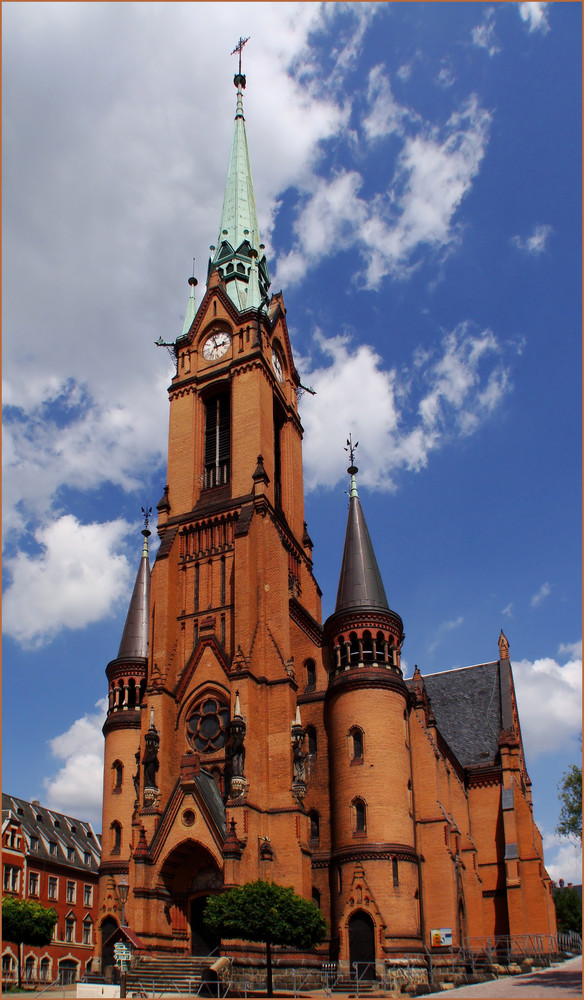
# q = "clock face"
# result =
<box><xmin>202</xmin><ymin>331</ymin><xmax>231</xmax><ymax>361</ymax></box>
<box><xmin>272</xmin><ymin>348</ymin><xmax>284</xmax><ymax>382</ymax></box>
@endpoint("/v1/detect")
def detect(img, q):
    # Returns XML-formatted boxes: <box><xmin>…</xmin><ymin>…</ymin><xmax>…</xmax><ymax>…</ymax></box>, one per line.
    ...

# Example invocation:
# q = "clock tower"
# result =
<box><xmin>98</xmin><ymin>66</ymin><xmax>328</xmax><ymax>957</ymax></box>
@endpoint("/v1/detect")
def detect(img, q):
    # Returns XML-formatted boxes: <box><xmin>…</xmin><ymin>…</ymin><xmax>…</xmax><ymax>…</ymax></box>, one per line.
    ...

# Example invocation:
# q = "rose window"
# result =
<box><xmin>187</xmin><ymin>697</ymin><xmax>230</xmax><ymax>753</ymax></box>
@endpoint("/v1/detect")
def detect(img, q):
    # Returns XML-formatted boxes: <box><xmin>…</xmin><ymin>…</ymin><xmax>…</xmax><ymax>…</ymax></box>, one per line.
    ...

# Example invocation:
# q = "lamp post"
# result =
<box><xmin>117</xmin><ymin>875</ymin><xmax>129</xmax><ymax>927</ymax></box>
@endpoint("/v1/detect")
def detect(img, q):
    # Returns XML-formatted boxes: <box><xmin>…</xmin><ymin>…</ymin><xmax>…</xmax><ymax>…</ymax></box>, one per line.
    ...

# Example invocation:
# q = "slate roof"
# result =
<box><xmin>335</xmin><ymin>492</ymin><xmax>390</xmax><ymax>614</ymax></box>
<box><xmin>195</xmin><ymin>770</ymin><xmax>227</xmax><ymax>838</ymax></box>
<box><xmin>409</xmin><ymin>661</ymin><xmax>503</xmax><ymax>768</ymax></box>
<box><xmin>2</xmin><ymin>793</ymin><xmax>101</xmax><ymax>873</ymax></box>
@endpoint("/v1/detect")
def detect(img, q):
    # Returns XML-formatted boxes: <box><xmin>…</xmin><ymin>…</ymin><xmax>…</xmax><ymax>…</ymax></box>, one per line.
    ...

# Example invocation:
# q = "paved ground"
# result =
<box><xmin>424</xmin><ymin>955</ymin><xmax>582</xmax><ymax>998</ymax></box>
<box><xmin>21</xmin><ymin>957</ymin><xmax>583</xmax><ymax>1000</ymax></box>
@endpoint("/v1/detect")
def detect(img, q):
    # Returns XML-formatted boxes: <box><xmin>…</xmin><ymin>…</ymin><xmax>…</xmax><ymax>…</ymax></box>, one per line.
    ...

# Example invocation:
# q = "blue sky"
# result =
<box><xmin>3</xmin><ymin>3</ymin><xmax>581</xmax><ymax>882</ymax></box>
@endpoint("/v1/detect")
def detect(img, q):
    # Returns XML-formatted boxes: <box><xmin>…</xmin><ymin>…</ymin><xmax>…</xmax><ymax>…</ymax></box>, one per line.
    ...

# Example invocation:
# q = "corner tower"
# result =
<box><xmin>324</xmin><ymin>449</ymin><xmax>421</xmax><ymax>969</ymax></box>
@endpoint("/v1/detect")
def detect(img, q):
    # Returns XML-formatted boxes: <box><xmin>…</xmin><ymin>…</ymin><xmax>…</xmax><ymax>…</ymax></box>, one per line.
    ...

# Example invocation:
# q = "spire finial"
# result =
<box><xmin>231</xmin><ymin>35</ymin><xmax>250</xmax><ymax>79</ymax></box>
<box><xmin>141</xmin><ymin>505</ymin><xmax>152</xmax><ymax>557</ymax></box>
<box><xmin>344</xmin><ymin>435</ymin><xmax>359</xmax><ymax>497</ymax></box>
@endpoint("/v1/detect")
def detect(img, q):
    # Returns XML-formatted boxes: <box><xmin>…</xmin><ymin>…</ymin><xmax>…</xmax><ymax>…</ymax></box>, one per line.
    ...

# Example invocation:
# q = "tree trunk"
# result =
<box><xmin>17</xmin><ymin>941</ymin><xmax>22</xmax><ymax>990</ymax></box>
<box><xmin>266</xmin><ymin>939</ymin><xmax>273</xmax><ymax>997</ymax></box>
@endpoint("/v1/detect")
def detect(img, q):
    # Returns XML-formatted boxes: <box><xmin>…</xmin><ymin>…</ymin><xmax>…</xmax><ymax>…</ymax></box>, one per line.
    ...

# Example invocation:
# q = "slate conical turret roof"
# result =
<box><xmin>335</xmin><ymin>465</ymin><xmax>389</xmax><ymax>614</ymax></box>
<box><xmin>208</xmin><ymin>71</ymin><xmax>270</xmax><ymax>313</ymax></box>
<box><xmin>117</xmin><ymin>528</ymin><xmax>151</xmax><ymax>659</ymax></box>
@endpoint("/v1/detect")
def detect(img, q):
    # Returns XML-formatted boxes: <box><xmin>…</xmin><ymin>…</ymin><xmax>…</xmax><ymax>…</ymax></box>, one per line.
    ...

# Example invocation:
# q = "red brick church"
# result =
<box><xmin>96</xmin><ymin>65</ymin><xmax>556</xmax><ymax>976</ymax></box>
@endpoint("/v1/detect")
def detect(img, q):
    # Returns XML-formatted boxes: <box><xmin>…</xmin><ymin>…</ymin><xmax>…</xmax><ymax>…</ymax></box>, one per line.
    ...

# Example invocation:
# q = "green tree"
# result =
<box><xmin>204</xmin><ymin>880</ymin><xmax>327</xmax><ymax>996</ymax></box>
<box><xmin>2</xmin><ymin>897</ymin><xmax>58</xmax><ymax>988</ymax></box>
<box><xmin>556</xmin><ymin>743</ymin><xmax>582</xmax><ymax>844</ymax></box>
<box><xmin>552</xmin><ymin>885</ymin><xmax>582</xmax><ymax>934</ymax></box>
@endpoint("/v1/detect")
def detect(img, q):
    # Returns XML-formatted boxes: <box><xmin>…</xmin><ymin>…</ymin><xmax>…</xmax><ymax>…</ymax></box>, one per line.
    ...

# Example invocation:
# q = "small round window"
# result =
<box><xmin>187</xmin><ymin>696</ymin><xmax>230</xmax><ymax>753</ymax></box>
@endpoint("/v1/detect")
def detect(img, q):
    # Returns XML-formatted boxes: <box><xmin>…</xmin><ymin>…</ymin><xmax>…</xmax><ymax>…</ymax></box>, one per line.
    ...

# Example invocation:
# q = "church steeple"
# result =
<box><xmin>334</xmin><ymin>445</ymin><xmax>389</xmax><ymax>614</ymax></box>
<box><xmin>117</xmin><ymin>522</ymin><xmax>151</xmax><ymax>660</ymax></box>
<box><xmin>207</xmin><ymin>57</ymin><xmax>270</xmax><ymax>312</ymax></box>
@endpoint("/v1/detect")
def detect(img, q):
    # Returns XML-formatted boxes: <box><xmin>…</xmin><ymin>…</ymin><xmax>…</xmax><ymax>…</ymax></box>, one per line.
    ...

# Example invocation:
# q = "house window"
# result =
<box><xmin>25</xmin><ymin>957</ymin><xmax>35</xmax><ymax>982</ymax></box>
<box><xmin>392</xmin><ymin>856</ymin><xmax>399</xmax><ymax>887</ymax></box>
<box><xmin>30</xmin><ymin>836</ymin><xmax>39</xmax><ymax>852</ymax></box>
<box><xmin>84</xmin><ymin>852</ymin><xmax>91</xmax><ymax>866</ymax></box>
<box><xmin>83</xmin><ymin>885</ymin><xmax>92</xmax><ymax>907</ymax></box>
<box><xmin>82</xmin><ymin>920</ymin><xmax>92</xmax><ymax>945</ymax></box>
<box><xmin>65</xmin><ymin>917</ymin><xmax>75</xmax><ymax>943</ymax></box>
<box><xmin>2</xmin><ymin>955</ymin><xmax>14</xmax><ymax>978</ymax></box>
<box><xmin>312</xmin><ymin>887</ymin><xmax>321</xmax><ymax>909</ymax></box>
<box><xmin>66</xmin><ymin>881</ymin><xmax>76</xmax><ymax>904</ymax></box>
<box><xmin>49</xmin><ymin>841</ymin><xmax>58</xmax><ymax>857</ymax></box>
<box><xmin>306</xmin><ymin>726</ymin><xmax>317</xmax><ymax>756</ymax></box>
<box><xmin>40</xmin><ymin>959</ymin><xmax>50</xmax><ymax>982</ymax></box>
<box><xmin>28</xmin><ymin>872</ymin><xmax>39</xmax><ymax>896</ymax></box>
<box><xmin>204</xmin><ymin>393</ymin><xmax>230</xmax><ymax>488</ymax></box>
<box><xmin>305</xmin><ymin>659</ymin><xmax>316</xmax><ymax>690</ymax></box>
<box><xmin>3</xmin><ymin>865</ymin><xmax>20</xmax><ymax>892</ymax></box>
<box><xmin>48</xmin><ymin>876</ymin><xmax>58</xmax><ymax>900</ymax></box>
<box><xmin>67</xmin><ymin>847</ymin><xmax>75</xmax><ymax>861</ymax></box>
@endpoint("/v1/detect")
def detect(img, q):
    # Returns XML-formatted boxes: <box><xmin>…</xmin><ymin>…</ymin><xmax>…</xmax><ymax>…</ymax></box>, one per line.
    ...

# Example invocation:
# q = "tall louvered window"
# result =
<box><xmin>204</xmin><ymin>394</ymin><xmax>230</xmax><ymax>488</ymax></box>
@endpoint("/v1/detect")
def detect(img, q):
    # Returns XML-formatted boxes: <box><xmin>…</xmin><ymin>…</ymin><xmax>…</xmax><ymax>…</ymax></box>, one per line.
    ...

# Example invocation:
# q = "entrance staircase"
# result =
<box><xmin>125</xmin><ymin>955</ymin><xmax>216</xmax><ymax>997</ymax></box>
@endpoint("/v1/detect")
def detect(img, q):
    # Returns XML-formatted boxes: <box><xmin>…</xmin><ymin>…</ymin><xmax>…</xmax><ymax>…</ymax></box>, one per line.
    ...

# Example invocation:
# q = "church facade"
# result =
<box><xmin>96</xmin><ymin>69</ymin><xmax>556</xmax><ymax>975</ymax></box>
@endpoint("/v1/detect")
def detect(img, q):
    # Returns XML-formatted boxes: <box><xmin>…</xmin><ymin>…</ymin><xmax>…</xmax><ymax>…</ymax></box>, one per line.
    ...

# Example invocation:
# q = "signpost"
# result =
<box><xmin>113</xmin><ymin>942</ymin><xmax>131</xmax><ymax>998</ymax></box>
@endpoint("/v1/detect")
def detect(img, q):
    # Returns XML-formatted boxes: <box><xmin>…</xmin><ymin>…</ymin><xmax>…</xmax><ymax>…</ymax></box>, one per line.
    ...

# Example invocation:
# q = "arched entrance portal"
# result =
<box><xmin>190</xmin><ymin>895</ymin><xmax>220</xmax><ymax>956</ymax></box>
<box><xmin>100</xmin><ymin>916</ymin><xmax>118</xmax><ymax>975</ymax></box>
<box><xmin>160</xmin><ymin>842</ymin><xmax>223</xmax><ymax>954</ymax></box>
<box><xmin>348</xmin><ymin>910</ymin><xmax>376</xmax><ymax>980</ymax></box>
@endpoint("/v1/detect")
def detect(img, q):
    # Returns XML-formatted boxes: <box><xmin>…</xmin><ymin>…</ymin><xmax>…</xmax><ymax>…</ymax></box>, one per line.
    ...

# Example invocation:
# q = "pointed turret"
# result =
<box><xmin>335</xmin><ymin>463</ymin><xmax>389</xmax><ymax>614</ymax></box>
<box><xmin>181</xmin><ymin>276</ymin><xmax>198</xmax><ymax>338</ymax></box>
<box><xmin>208</xmin><ymin>71</ymin><xmax>270</xmax><ymax>312</ymax></box>
<box><xmin>117</xmin><ymin>527</ymin><xmax>151</xmax><ymax>660</ymax></box>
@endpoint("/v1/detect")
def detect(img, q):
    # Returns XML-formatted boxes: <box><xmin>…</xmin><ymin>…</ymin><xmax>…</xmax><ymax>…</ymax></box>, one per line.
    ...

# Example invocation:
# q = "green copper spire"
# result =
<box><xmin>208</xmin><ymin>62</ymin><xmax>270</xmax><ymax>313</ymax></box>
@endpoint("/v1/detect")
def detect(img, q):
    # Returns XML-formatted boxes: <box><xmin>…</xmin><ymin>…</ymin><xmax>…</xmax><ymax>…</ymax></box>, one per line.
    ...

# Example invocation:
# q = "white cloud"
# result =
<box><xmin>363</xmin><ymin>65</ymin><xmax>413</xmax><ymax>140</ymax></box>
<box><xmin>276</xmin><ymin>94</ymin><xmax>491</xmax><ymax>289</ymax></box>
<box><xmin>299</xmin><ymin>323</ymin><xmax>511</xmax><ymax>492</ymax></box>
<box><xmin>543</xmin><ymin>828</ymin><xmax>582</xmax><ymax>885</ymax></box>
<box><xmin>43</xmin><ymin>699</ymin><xmax>107</xmax><ymax>830</ymax></box>
<box><xmin>531</xmin><ymin>581</ymin><xmax>552</xmax><ymax>607</ymax></box>
<box><xmin>519</xmin><ymin>3</ymin><xmax>551</xmax><ymax>35</ymax></box>
<box><xmin>513</xmin><ymin>649</ymin><xmax>582</xmax><ymax>759</ymax></box>
<box><xmin>558</xmin><ymin>639</ymin><xmax>582</xmax><ymax>660</ymax></box>
<box><xmin>3</xmin><ymin>515</ymin><xmax>132</xmax><ymax>647</ymax></box>
<box><xmin>471</xmin><ymin>8</ymin><xmax>500</xmax><ymax>57</ymax></box>
<box><xmin>502</xmin><ymin>603</ymin><xmax>514</xmax><ymax>618</ymax></box>
<box><xmin>511</xmin><ymin>223</ymin><xmax>553</xmax><ymax>255</ymax></box>
<box><xmin>429</xmin><ymin>616</ymin><xmax>465</xmax><ymax>653</ymax></box>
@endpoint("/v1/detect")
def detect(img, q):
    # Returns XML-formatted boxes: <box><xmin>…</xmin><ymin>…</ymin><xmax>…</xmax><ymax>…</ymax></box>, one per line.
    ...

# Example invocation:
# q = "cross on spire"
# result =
<box><xmin>344</xmin><ymin>434</ymin><xmax>359</xmax><ymax>473</ymax></box>
<box><xmin>231</xmin><ymin>35</ymin><xmax>250</xmax><ymax>76</ymax></box>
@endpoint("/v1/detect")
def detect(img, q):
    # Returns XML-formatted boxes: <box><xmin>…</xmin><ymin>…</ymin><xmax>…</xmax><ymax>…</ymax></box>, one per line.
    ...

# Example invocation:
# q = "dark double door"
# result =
<box><xmin>190</xmin><ymin>895</ymin><xmax>220</xmax><ymax>956</ymax></box>
<box><xmin>348</xmin><ymin>910</ymin><xmax>376</xmax><ymax>980</ymax></box>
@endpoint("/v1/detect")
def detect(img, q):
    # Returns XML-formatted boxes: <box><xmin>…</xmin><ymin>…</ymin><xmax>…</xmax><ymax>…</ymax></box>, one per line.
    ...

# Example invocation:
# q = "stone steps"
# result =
<box><xmin>126</xmin><ymin>956</ymin><xmax>215</xmax><ymax>996</ymax></box>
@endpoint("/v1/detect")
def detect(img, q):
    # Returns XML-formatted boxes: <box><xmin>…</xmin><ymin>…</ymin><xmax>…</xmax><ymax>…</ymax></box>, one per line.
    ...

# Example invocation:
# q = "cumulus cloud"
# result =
<box><xmin>277</xmin><ymin>94</ymin><xmax>491</xmax><ymax>289</ymax></box>
<box><xmin>511</xmin><ymin>223</ymin><xmax>553</xmax><ymax>255</ymax></box>
<box><xmin>3</xmin><ymin>516</ymin><xmax>132</xmax><ymax>647</ymax></box>
<box><xmin>513</xmin><ymin>646</ymin><xmax>582</xmax><ymax>759</ymax></box>
<box><xmin>43</xmin><ymin>699</ymin><xmax>107</xmax><ymax>830</ymax></box>
<box><xmin>530</xmin><ymin>581</ymin><xmax>552</xmax><ymax>607</ymax></box>
<box><xmin>299</xmin><ymin>322</ymin><xmax>511</xmax><ymax>492</ymax></box>
<box><xmin>519</xmin><ymin>3</ymin><xmax>551</xmax><ymax>35</ymax></box>
<box><xmin>471</xmin><ymin>8</ymin><xmax>500</xmax><ymax>57</ymax></box>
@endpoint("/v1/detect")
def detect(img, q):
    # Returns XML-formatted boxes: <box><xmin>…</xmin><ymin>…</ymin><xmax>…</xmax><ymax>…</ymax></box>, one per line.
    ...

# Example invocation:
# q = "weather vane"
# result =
<box><xmin>231</xmin><ymin>36</ymin><xmax>250</xmax><ymax>76</ymax></box>
<box><xmin>344</xmin><ymin>434</ymin><xmax>359</xmax><ymax>470</ymax></box>
<box><xmin>141</xmin><ymin>505</ymin><xmax>152</xmax><ymax>533</ymax></box>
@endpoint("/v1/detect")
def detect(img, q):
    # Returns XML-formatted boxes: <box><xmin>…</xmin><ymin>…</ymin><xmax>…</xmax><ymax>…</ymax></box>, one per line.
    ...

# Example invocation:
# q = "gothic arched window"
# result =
<box><xmin>204</xmin><ymin>393</ymin><xmax>230</xmax><ymax>488</ymax></box>
<box><xmin>111</xmin><ymin>822</ymin><xmax>121</xmax><ymax>853</ymax></box>
<box><xmin>112</xmin><ymin>761</ymin><xmax>123</xmax><ymax>791</ymax></box>
<box><xmin>305</xmin><ymin>659</ymin><xmax>316</xmax><ymax>689</ymax></box>
<box><xmin>309</xmin><ymin>810</ymin><xmax>320</xmax><ymax>843</ymax></box>
<box><xmin>306</xmin><ymin>726</ymin><xmax>317</xmax><ymax>757</ymax></box>
<box><xmin>350</xmin><ymin>727</ymin><xmax>363</xmax><ymax>761</ymax></box>
<box><xmin>353</xmin><ymin>798</ymin><xmax>366</xmax><ymax>834</ymax></box>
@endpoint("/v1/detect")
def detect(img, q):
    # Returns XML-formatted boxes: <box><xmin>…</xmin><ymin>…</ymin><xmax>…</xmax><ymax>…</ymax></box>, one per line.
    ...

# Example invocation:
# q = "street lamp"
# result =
<box><xmin>117</xmin><ymin>875</ymin><xmax>129</xmax><ymax>927</ymax></box>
